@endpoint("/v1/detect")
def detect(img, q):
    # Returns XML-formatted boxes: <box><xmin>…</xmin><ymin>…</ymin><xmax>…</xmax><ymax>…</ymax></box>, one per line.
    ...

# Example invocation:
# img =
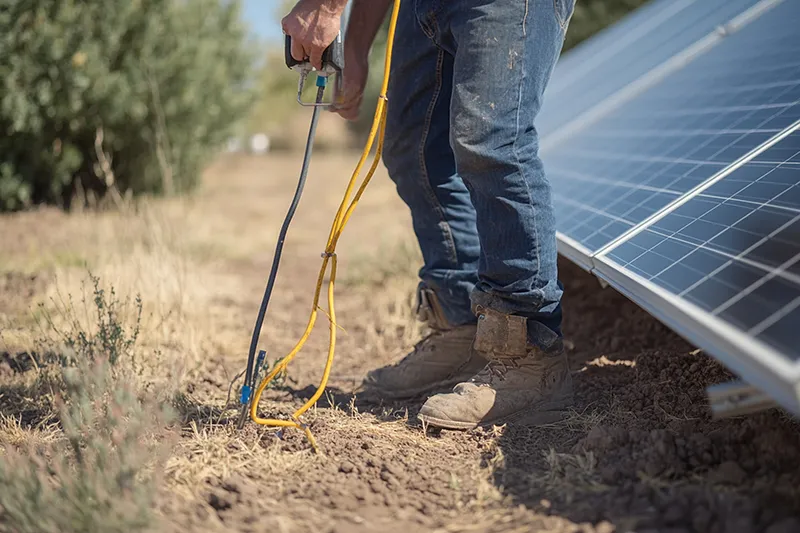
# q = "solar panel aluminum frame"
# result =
<box><xmin>584</xmin><ymin>119</ymin><xmax>800</xmax><ymax>418</ymax></box>
<box><xmin>544</xmin><ymin>0</ymin><xmax>800</xmax><ymax>417</ymax></box>
<box><xmin>556</xmin><ymin>124</ymin><xmax>800</xmax><ymax>417</ymax></box>
<box><xmin>556</xmin><ymin>232</ymin><xmax>594</xmax><ymax>272</ymax></box>
<box><xmin>591</xmin><ymin>254</ymin><xmax>800</xmax><ymax>417</ymax></box>
<box><xmin>593</xmin><ymin>119</ymin><xmax>800</xmax><ymax>259</ymax></box>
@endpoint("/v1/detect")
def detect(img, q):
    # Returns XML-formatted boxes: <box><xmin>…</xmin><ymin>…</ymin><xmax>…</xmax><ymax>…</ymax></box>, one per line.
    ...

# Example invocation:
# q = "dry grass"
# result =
<box><xmin>536</xmin><ymin>448</ymin><xmax>605</xmax><ymax>493</ymax></box>
<box><xmin>38</xmin><ymin>209</ymin><xmax>228</xmax><ymax>375</ymax></box>
<box><xmin>0</xmin><ymin>151</ymin><xmax>422</xmax><ymax>528</ymax></box>
<box><xmin>0</xmin><ymin>413</ymin><xmax>59</xmax><ymax>451</ymax></box>
<box><xmin>0</xmin><ymin>150</ymin><xmax>647</xmax><ymax>533</ymax></box>
<box><xmin>165</xmin><ymin>421</ymin><xmax>317</xmax><ymax>497</ymax></box>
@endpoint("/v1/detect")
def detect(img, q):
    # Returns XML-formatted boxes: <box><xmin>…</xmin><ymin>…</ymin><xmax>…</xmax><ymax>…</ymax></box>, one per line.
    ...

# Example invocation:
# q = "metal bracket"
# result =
<box><xmin>707</xmin><ymin>380</ymin><xmax>778</xmax><ymax>419</ymax></box>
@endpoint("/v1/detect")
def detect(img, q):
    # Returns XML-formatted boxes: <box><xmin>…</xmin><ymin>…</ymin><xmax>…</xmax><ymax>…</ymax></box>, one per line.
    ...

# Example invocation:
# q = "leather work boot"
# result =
<box><xmin>361</xmin><ymin>286</ymin><xmax>487</xmax><ymax>400</ymax></box>
<box><xmin>417</xmin><ymin>305</ymin><xmax>573</xmax><ymax>430</ymax></box>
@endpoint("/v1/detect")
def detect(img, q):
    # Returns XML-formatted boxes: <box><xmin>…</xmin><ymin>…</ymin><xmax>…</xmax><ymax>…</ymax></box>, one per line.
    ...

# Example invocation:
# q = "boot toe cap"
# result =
<box><xmin>417</xmin><ymin>394</ymin><xmax>480</xmax><ymax>430</ymax></box>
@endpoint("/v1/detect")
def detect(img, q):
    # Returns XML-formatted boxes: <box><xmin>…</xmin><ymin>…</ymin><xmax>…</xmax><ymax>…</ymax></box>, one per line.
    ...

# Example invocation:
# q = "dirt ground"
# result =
<box><xmin>2</xmin><ymin>153</ymin><xmax>800</xmax><ymax>533</ymax></box>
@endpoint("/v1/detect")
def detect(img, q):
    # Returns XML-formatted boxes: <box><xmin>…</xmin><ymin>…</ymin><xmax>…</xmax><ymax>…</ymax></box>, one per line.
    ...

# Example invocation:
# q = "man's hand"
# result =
<box><xmin>282</xmin><ymin>0</ymin><xmax>347</xmax><ymax>71</ymax></box>
<box><xmin>328</xmin><ymin>0</ymin><xmax>394</xmax><ymax>121</ymax></box>
<box><xmin>331</xmin><ymin>55</ymin><xmax>369</xmax><ymax>121</ymax></box>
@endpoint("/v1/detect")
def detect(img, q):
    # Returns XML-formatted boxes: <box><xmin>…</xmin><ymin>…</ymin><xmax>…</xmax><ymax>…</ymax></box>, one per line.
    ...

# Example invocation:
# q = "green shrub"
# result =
<box><xmin>0</xmin><ymin>0</ymin><xmax>257</xmax><ymax>211</ymax></box>
<box><xmin>564</xmin><ymin>0</ymin><xmax>652</xmax><ymax>51</ymax></box>
<box><xmin>37</xmin><ymin>273</ymin><xmax>143</xmax><ymax>369</ymax></box>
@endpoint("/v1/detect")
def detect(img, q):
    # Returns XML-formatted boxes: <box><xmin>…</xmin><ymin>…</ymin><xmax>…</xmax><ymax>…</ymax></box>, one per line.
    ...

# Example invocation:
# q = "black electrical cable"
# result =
<box><xmin>237</xmin><ymin>83</ymin><xmax>327</xmax><ymax>429</ymax></box>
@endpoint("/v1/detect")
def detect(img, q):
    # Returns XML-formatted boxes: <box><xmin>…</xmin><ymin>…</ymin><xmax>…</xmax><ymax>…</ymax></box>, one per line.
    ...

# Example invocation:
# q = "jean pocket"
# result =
<box><xmin>554</xmin><ymin>0</ymin><xmax>577</xmax><ymax>30</ymax></box>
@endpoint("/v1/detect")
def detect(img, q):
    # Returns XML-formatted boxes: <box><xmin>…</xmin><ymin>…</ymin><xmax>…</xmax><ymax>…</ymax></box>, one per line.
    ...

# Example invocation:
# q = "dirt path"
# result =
<box><xmin>2</xmin><ymin>153</ymin><xmax>799</xmax><ymax>533</ymax></box>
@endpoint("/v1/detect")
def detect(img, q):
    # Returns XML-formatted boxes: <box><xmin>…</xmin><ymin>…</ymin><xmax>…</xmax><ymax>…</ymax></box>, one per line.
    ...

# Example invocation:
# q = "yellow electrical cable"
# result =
<box><xmin>248</xmin><ymin>0</ymin><xmax>402</xmax><ymax>452</ymax></box>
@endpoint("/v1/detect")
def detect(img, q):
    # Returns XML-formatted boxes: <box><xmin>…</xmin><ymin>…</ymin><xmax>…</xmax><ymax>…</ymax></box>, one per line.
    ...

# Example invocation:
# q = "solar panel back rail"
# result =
<box><xmin>541</xmin><ymin>0</ymin><xmax>800</xmax><ymax>418</ymax></box>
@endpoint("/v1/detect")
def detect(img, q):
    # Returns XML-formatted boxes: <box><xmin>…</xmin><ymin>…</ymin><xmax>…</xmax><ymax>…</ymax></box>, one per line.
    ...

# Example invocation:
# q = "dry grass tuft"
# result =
<box><xmin>36</xmin><ymin>209</ymin><xmax>206</xmax><ymax>378</ymax></box>
<box><xmin>525</xmin><ymin>448</ymin><xmax>609</xmax><ymax>501</ymax></box>
<box><xmin>165</xmin><ymin>421</ymin><xmax>317</xmax><ymax>498</ymax></box>
<box><xmin>0</xmin><ymin>413</ymin><xmax>59</xmax><ymax>451</ymax></box>
<box><xmin>532</xmin><ymin>404</ymin><xmax>611</xmax><ymax>435</ymax></box>
<box><xmin>6</xmin><ymin>199</ymin><xmax>246</xmax><ymax>388</ymax></box>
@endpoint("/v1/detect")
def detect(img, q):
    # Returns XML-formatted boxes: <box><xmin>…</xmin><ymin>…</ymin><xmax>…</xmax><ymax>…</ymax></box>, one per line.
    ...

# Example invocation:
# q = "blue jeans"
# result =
<box><xmin>382</xmin><ymin>0</ymin><xmax>574</xmax><ymax>346</ymax></box>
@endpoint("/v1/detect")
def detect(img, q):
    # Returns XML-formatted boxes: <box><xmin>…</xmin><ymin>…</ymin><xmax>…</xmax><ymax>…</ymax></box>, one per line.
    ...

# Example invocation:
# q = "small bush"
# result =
<box><xmin>0</xmin><ymin>0</ymin><xmax>257</xmax><ymax>211</ymax></box>
<box><xmin>0</xmin><ymin>360</ymin><xmax>173</xmax><ymax>533</ymax></box>
<box><xmin>37</xmin><ymin>273</ymin><xmax>143</xmax><ymax>370</ymax></box>
<box><xmin>0</xmin><ymin>274</ymin><xmax>175</xmax><ymax>533</ymax></box>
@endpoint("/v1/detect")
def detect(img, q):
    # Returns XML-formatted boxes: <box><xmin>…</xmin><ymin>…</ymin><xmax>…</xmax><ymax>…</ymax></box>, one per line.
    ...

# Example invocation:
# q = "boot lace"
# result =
<box><xmin>472</xmin><ymin>358</ymin><xmax>520</xmax><ymax>384</ymax></box>
<box><xmin>394</xmin><ymin>329</ymin><xmax>443</xmax><ymax>366</ymax></box>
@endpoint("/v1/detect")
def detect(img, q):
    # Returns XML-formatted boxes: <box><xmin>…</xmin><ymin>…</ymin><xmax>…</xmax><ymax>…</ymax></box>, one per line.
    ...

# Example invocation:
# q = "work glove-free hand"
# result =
<box><xmin>331</xmin><ymin>53</ymin><xmax>369</xmax><ymax>121</ymax></box>
<box><xmin>282</xmin><ymin>0</ymin><xmax>344</xmax><ymax>71</ymax></box>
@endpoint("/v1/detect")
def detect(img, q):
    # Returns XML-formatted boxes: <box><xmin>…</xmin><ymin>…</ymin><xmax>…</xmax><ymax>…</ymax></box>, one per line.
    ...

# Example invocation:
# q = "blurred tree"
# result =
<box><xmin>0</xmin><ymin>0</ymin><xmax>257</xmax><ymax>211</ymax></box>
<box><xmin>564</xmin><ymin>0</ymin><xmax>651</xmax><ymax>50</ymax></box>
<box><xmin>247</xmin><ymin>49</ymin><xmax>299</xmax><ymax>135</ymax></box>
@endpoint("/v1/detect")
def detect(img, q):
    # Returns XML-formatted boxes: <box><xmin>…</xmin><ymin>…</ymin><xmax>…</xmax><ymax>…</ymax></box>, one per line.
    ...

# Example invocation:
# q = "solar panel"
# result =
<box><xmin>539</xmin><ymin>0</ymin><xmax>765</xmax><ymax>138</ymax></box>
<box><xmin>604</xmin><ymin>128</ymin><xmax>800</xmax><ymax>360</ymax></box>
<box><xmin>540</xmin><ymin>0</ymin><xmax>800</xmax><ymax>416</ymax></box>
<box><xmin>543</xmin><ymin>0</ymin><xmax>800</xmax><ymax>254</ymax></box>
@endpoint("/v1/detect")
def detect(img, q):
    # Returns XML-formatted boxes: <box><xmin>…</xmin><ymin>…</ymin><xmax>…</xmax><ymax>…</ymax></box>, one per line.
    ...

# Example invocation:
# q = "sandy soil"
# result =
<box><xmin>1</xmin><ymin>153</ymin><xmax>799</xmax><ymax>533</ymax></box>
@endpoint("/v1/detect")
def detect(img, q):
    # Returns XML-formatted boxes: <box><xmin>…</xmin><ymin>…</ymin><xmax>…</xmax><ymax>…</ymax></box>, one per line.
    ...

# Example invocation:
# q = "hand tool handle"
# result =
<box><xmin>285</xmin><ymin>33</ymin><xmax>344</xmax><ymax>73</ymax></box>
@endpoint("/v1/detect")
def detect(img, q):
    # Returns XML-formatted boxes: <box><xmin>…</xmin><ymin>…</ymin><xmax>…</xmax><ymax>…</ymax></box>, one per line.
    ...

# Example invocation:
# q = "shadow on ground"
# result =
<box><xmin>0</xmin><ymin>351</ymin><xmax>59</xmax><ymax>429</ymax></box>
<box><xmin>154</xmin><ymin>257</ymin><xmax>800</xmax><ymax>533</ymax></box>
<box><xmin>489</xmin><ymin>260</ymin><xmax>800</xmax><ymax>533</ymax></box>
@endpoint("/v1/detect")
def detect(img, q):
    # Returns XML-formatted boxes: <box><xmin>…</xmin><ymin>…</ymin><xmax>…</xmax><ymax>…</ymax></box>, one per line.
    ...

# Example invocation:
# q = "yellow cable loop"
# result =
<box><xmin>249</xmin><ymin>0</ymin><xmax>402</xmax><ymax>451</ymax></box>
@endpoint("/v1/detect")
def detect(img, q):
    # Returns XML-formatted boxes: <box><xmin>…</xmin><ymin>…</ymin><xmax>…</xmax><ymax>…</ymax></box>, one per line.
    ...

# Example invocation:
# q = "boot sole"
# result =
<box><xmin>418</xmin><ymin>398</ymin><xmax>573</xmax><ymax>430</ymax></box>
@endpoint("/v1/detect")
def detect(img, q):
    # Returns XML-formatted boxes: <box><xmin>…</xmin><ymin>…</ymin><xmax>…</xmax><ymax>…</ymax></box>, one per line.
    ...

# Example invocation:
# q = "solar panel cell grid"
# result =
<box><xmin>539</xmin><ymin>0</ymin><xmax>763</xmax><ymax>137</ymax></box>
<box><xmin>605</xmin><ymin>130</ymin><xmax>800</xmax><ymax>359</ymax></box>
<box><xmin>545</xmin><ymin>0</ymin><xmax>800</xmax><ymax>252</ymax></box>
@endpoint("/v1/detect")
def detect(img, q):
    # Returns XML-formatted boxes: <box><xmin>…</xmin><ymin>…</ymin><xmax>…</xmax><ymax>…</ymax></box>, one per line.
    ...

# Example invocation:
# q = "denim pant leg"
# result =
<box><xmin>425</xmin><ymin>0</ymin><xmax>575</xmax><ymax>342</ymax></box>
<box><xmin>382</xmin><ymin>0</ymin><xmax>481</xmax><ymax>328</ymax></box>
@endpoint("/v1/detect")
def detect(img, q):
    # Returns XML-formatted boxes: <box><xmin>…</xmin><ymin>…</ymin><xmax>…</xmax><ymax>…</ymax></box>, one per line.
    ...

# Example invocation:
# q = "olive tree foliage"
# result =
<box><xmin>563</xmin><ymin>0</ymin><xmax>651</xmax><ymax>50</ymax></box>
<box><xmin>0</xmin><ymin>0</ymin><xmax>257</xmax><ymax>211</ymax></box>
